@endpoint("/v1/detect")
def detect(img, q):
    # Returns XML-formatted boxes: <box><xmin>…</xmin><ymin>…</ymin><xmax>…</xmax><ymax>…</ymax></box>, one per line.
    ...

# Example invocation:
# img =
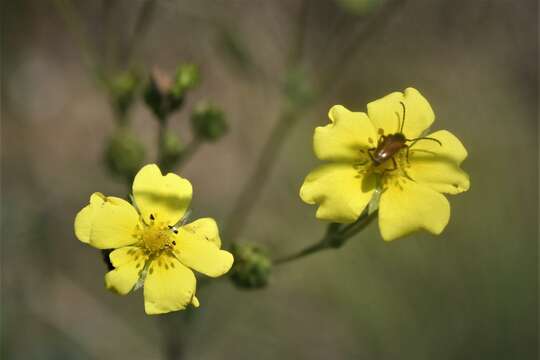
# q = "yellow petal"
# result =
<box><xmin>173</xmin><ymin>218</ymin><xmax>234</xmax><ymax>278</ymax></box>
<box><xmin>105</xmin><ymin>247</ymin><xmax>147</xmax><ymax>295</ymax></box>
<box><xmin>74</xmin><ymin>193</ymin><xmax>139</xmax><ymax>249</ymax></box>
<box><xmin>109</xmin><ymin>246</ymin><xmax>147</xmax><ymax>267</ymax></box>
<box><xmin>407</xmin><ymin>130</ymin><xmax>470</xmax><ymax>194</ymax></box>
<box><xmin>313</xmin><ymin>105</ymin><xmax>376</xmax><ymax>161</ymax></box>
<box><xmin>367</xmin><ymin>87</ymin><xmax>434</xmax><ymax>139</ymax></box>
<box><xmin>143</xmin><ymin>255</ymin><xmax>196</xmax><ymax>315</ymax></box>
<box><xmin>132</xmin><ymin>164</ymin><xmax>192</xmax><ymax>226</ymax></box>
<box><xmin>300</xmin><ymin>163</ymin><xmax>376</xmax><ymax>223</ymax></box>
<box><xmin>74</xmin><ymin>193</ymin><xmax>105</xmax><ymax>243</ymax></box>
<box><xmin>379</xmin><ymin>177</ymin><xmax>450</xmax><ymax>241</ymax></box>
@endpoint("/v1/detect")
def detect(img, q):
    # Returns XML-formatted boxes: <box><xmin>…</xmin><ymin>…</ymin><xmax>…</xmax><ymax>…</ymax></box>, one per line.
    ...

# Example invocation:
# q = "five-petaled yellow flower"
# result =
<box><xmin>300</xmin><ymin>88</ymin><xmax>470</xmax><ymax>241</ymax></box>
<box><xmin>74</xmin><ymin>164</ymin><xmax>234</xmax><ymax>314</ymax></box>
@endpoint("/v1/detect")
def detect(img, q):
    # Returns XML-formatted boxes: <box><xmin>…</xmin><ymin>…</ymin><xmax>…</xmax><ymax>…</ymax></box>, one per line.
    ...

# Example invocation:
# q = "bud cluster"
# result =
<box><xmin>144</xmin><ymin>65</ymin><xmax>200</xmax><ymax>121</ymax></box>
<box><xmin>229</xmin><ymin>243</ymin><xmax>272</xmax><ymax>289</ymax></box>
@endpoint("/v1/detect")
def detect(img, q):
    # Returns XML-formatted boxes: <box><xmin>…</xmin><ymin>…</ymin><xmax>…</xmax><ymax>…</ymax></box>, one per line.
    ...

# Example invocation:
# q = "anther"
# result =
<box><xmin>150</xmin><ymin>214</ymin><xmax>155</xmax><ymax>221</ymax></box>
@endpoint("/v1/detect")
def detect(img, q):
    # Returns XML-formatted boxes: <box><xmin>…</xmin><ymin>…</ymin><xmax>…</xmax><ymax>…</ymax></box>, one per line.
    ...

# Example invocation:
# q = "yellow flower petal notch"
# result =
<box><xmin>300</xmin><ymin>88</ymin><xmax>470</xmax><ymax>241</ymax></box>
<box><xmin>74</xmin><ymin>164</ymin><xmax>234</xmax><ymax>315</ymax></box>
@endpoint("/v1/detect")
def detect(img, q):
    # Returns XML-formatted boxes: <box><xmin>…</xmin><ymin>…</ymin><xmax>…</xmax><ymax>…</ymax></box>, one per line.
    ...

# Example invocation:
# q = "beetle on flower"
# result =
<box><xmin>74</xmin><ymin>164</ymin><xmax>233</xmax><ymax>315</ymax></box>
<box><xmin>300</xmin><ymin>88</ymin><xmax>470</xmax><ymax>241</ymax></box>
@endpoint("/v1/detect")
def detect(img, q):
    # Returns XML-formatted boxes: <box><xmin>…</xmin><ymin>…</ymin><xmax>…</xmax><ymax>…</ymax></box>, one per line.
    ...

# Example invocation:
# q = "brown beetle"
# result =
<box><xmin>367</xmin><ymin>101</ymin><xmax>442</xmax><ymax>171</ymax></box>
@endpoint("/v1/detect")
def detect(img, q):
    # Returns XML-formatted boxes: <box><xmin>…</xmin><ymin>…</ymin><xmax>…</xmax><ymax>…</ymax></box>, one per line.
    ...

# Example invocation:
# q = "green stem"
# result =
<box><xmin>176</xmin><ymin>138</ymin><xmax>202</xmax><ymax>170</ymax></box>
<box><xmin>273</xmin><ymin>211</ymin><xmax>377</xmax><ymax>266</ymax></box>
<box><xmin>157</xmin><ymin>118</ymin><xmax>169</xmax><ymax>170</ymax></box>
<box><xmin>53</xmin><ymin>0</ymin><xmax>103</xmax><ymax>83</ymax></box>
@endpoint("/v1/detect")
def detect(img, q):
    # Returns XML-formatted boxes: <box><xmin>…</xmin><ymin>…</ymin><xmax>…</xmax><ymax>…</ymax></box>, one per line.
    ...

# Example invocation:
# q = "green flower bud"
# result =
<box><xmin>171</xmin><ymin>64</ymin><xmax>200</xmax><ymax>98</ymax></box>
<box><xmin>143</xmin><ymin>68</ymin><xmax>185</xmax><ymax>122</ymax></box>
<box><xmin>159</xmin><ymin>130</ymin><xmax>184</xmax><ymax>172</ymax></box>
<box><xmin>191</xmin><ymin>102</ymin><xmax>228</xmax><ymax>141</ymax></box>
<box><xmin>335</xmin><ymin>0</ymin><xmax>382</xmax><ymax>16</ymax></box>
<box><xmin>107</xmin><ymin>70</ymin><xmax>141</xmax><ymax>118</ymax></box>
<box><xmin>283</xmin><ymin>67</ymin><xmax>316</xmax><ymax>108</ymax></box>
<box><xmin>229</xmin><ymin>243</ymin><xmax>272</xmax><ymax>289</ymax></box>
<box><xmin>104</xmin><ymin>129</ymin><xmax>145</xmax><ymax>181</ymax></box>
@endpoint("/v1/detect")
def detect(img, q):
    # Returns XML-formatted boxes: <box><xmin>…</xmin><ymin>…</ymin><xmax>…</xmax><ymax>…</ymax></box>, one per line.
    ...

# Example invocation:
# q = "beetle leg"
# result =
<box><xmin>405</xmin><ymin>145</ymin><xmax>410</xmax><ymax>164</ymax></box>
<box><xmin>381</xmin><ymin>157</ymin><xmax>399</xmax><ymax>176</ymax></box>
<box><xmin>367</xmin><ymin>148</ymin><xmax>376</xmax><ymax>162</ymax></box>
<box><xmin>390</xmin><ymin>157</ymin><xmax>398</xmax><ymax>171</ymax></box>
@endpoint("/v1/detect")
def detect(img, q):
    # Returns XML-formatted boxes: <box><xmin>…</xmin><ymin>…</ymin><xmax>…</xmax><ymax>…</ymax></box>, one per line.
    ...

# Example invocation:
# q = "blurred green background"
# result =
<box><xmin>2</xmin><ymin>0</ymin><xmax>538</xmax><ymax>359</ymax></box>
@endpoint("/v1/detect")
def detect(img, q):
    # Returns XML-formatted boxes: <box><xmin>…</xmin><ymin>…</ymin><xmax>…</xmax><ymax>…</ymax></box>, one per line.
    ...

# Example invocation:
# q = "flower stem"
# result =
<box><xmin>320</xmin><ymin>0</ymin><xmax>407</xmax><ymax>98</ymax></box>
<box><xmin>222</xmin><ymin>0</ymin><xmax>311</xmax><ymax>243</ymax></box>
<box><xmin>120</xmin><ymin>0</ymin><xmax>157</xmax><ymax>67</ymax></box>
<box><xmin>273</xmin><ymin>211</ymin><xmax>377</xmax><ymax>266</ymax></box>
<box><xmin>176</xmin><ymin>138</ymin><xmax>202</xmax><ymax>170</ymax></box>
<box><xmin>53</xmin><ymin>0</ymin><xmax>104</xmax><ymax>83</ymax></box>
<box><xmin>157</xmin><ymin>119</ymin><xmax>169</xmax><ymax>168</ymax></box>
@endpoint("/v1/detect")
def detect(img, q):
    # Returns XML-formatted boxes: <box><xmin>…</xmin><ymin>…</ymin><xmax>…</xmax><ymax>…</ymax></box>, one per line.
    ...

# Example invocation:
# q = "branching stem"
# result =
<box><xmin>273</xmin><ymin>211</ymin><xmax>377</xmax><ymax>266</ymax></box>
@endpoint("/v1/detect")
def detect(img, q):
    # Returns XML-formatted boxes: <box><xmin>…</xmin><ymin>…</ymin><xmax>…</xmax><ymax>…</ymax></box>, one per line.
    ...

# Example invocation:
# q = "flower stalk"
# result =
<box><xmin>273</xmin><ymin>210</ymin><xmax>377</xmax><ymax>266</ymax></box>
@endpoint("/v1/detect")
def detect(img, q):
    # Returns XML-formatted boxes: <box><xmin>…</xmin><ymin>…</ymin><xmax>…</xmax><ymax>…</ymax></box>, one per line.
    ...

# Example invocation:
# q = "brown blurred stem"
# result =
<box><xmin>120</xmin><ymin>0</ymin><xmax>157</xmax><ymax>67</ymax></box>
<box><xmin>273</xmin><ymin>211</ymin><xmax>377</xmax><ymax>266</ymax></box>
<box><xmin>223</xmin><ymin>1</ymin><xmax>309</xmax><ymax>242</ymax></box>
<box><xmin>53</xmin><ymin>0</ymin><xmax>104</xmax><ymax>83</ymax></box>
<box><xmin>320</xmin><ymin>0</ymin><xmax>407</xmax><ymax>97</ymax></box>
<box><xmin>223</xmin><ymin>109</ymin><xmax>299</xmax><ymax>241</ymax></box>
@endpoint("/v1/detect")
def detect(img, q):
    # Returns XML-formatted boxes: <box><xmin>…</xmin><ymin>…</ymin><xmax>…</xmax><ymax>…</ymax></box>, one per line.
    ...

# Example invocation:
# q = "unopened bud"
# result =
<box><xmin>159</xmin><ymin>130</ymin><xmax>184</xmax><ymax>171</ymax></box>
<box><xmin>104</xmin><ymin>129</ymin><xmax>145</xmax><ymax>181</ymax></box>
<box><xmin>171</xmin><ymin>64</ymin><xmax>200</xmax><ymax>98</ymax></box>
<box><xmin>191</xmin><ymin>102</ymin><xmax>228</xmax><ymax>141</ymax></box>
<box><xmin>108</xmin><ymin>70</ymin><xmax>141</xmax><ymax>118</ymax></box>
<box><xmin>283</xmin><ymin>67</ymin><xmax>315</xmax><ymax>108</ymax></box>
<box><xmin>229</xmin><ymin>243</ymin><xmax>271</xmax><ymax>289</ymax></box>
<box><xmin>144</xmin><ymin>67</ymin><xmax>184</xmax><ymax>121</ymax></box>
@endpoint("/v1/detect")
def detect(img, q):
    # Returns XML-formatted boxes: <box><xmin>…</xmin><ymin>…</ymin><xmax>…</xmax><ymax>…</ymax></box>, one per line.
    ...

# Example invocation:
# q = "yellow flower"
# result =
<box><xmin>74</xmin><ymin>164</ymin><xmax>234</xmax><ymax>314</ymax></box>
<box><xmin>300</xmin><ymin>88</ymin><xmax>470</xmax><ymax>241</ymax></box>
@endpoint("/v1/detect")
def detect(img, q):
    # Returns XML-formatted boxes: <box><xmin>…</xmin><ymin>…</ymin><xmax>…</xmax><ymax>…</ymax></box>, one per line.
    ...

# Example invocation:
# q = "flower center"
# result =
<box><xmin>355</xmin><ymin>144</ymin><xmax>412</xmax><ymax>190</ymax></box>
<box><xmin>143</xmin><ymin>227</ymin><xmax>171</xmax><ymax>252</ymax></box>
<box><xmin>137</xmin><ymin>215</ymin><xmax>177</xmax><ymax>254</ymax></box>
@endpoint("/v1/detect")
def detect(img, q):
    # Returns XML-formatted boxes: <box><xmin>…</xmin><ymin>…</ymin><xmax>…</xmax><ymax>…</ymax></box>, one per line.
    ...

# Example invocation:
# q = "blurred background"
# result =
<box><xmin>2</xmin><ymin>0</ymin><xmax>538</xmax><ymax>359</ymax></box>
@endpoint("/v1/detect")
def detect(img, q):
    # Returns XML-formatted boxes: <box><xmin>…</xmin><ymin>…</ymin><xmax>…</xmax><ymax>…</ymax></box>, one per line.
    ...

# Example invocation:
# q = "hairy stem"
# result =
<box><xmin>273</xmin><ymin>211</ymin><xmax>377</xmax><ymax>266</ymax></box>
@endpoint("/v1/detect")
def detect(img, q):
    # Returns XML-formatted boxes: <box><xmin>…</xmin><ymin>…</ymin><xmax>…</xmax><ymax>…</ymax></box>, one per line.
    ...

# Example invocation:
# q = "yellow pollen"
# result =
<box><xmin>142</xmin><ymin>223</ymin><xmax>173</xmax><ymax>253</ymax></box>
